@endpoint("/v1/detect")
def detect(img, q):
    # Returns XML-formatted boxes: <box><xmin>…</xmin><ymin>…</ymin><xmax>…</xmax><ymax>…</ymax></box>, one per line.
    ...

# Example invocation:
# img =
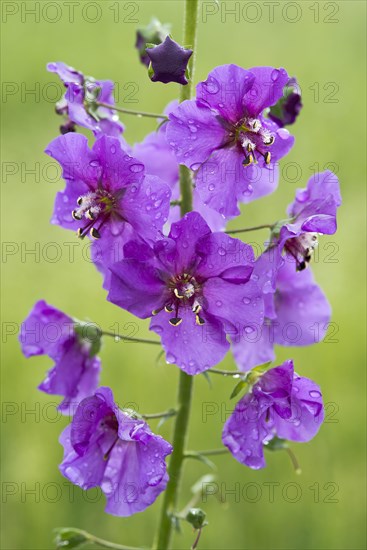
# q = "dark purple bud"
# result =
<box><xmin>269</xmin><ymin>77</ymin><xmax>303</xmax><ymax>127</ymax></box>
<box><xmin>146</xmin><ymin>36</ymin><xmax>193</xmax><ymax>85</ymax></box>
<box><xmin>135</xmin><ymin>18</ymin><xmax>171</xmax><ymax>67</ymax></box>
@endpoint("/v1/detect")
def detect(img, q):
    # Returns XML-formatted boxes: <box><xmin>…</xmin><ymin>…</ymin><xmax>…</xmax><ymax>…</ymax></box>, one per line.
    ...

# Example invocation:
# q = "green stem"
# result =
<box><xmin>207</xmin><ymin>367</ymin><xmax>244</xmax><ymax>376</ymax></box>
<box><xmin>96</xmin><ymin>101</ymin><xmax>168</xmax><ymax>120</ymax></box>
<box><xmin>185</xmin><ymin>448</ymin><xmax>229</xmax><ymax>457</ymax></box>
<box><xmin>102</xmin><ymin>331</ymin><xmax>160</xmax><ymax>345</ymax></box>
<box><xmin>153</xmin><ymin>2</ymin><xmax>200</xmax><ymax>549</ymax></box>
<box><xmin>226</xmin><ymin>223</ymin><xmax>274</xmax><ymax>234</ymax></box>
<box><xmin>89</xmin><ymin>534</ymin><xmax>142</xmax><ymax>550</ymax></box>
<box><xmin>142</xmin><ymin>409</ymin><xmax>177</xmax><ymax>420</ymax></box>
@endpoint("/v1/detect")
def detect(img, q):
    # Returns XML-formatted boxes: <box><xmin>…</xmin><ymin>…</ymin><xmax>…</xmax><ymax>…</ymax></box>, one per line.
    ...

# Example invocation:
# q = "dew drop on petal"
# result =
<box><xmin>130</xmin><ymin>163</ymin><xmax>144</xmax><ymax>173</ymax></box>
<box><xmin>309</xmin><ymin>390</ymin><xmax>321</xmax><ymax>398</ymax></box>
<box><xmin>271</xmin><ymin>69</ymin><xmax>280</xmax><ymax>82</ymax></box>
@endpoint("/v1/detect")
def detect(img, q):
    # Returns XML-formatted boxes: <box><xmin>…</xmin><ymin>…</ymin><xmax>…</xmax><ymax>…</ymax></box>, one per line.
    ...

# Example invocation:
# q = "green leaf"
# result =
<box><xmin>252</xmin><ymin>361</ymin><xmax>272</xmax><ymax>373</ymax></box>
<box><xmin>54</xmin><ymin>528</ymin><xmax>88</xmax><ymax>549</ymax></box>
<box><xmin>230</xmin><ymin>379</ymin><xmax>248</xmax><ymax>400</ymax></box>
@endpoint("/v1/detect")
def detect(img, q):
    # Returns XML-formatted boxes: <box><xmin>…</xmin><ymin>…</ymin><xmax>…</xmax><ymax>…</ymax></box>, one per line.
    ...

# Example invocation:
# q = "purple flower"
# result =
<box><xmin>133</xmin><ymin>101</ymin><xmax>226</xmax><ymax>232</ymax></box>
<box><xmin>45</xmin><ymin>133</ymin><xmax>171</xmax><ymax>286</ymax></box>
<box><xmin>107</xmin><ymin>212</ymin><xmax>264</xmax><ymax>374</ymax></box>
<box><xmin>146</xmin><ymin>36</ymin><xmax>193</xmax><ymax>85</ymax></box>
<box><xmin>222</xmin><ymin>360</ymin><xmax>324</xmax><ymax>469</ymax></box>
<box><xmin>59</xmin><ymin>387</ymin><xmax>173</xmax><ymax>516</ymax></box>
<box><xmin>19</xmin><ymin>300</ymin><xmax>100</xmax><ymax>414</ymax></box>
<box><xmin>166</xmin><ymin>64</ymin><xmax>295</xmax><ymax>219</ymax></box>
<box><xmin>135</xmin><ymin>18</ymin><xmax>170</xmax><ymax>67</ymax></box>
<box><xmin>47</xmin><ymin>62</ymin><xmax>124</xmax><ymax>137</ymax></box>
<box><xmin>232</xmin><ymin>251</ymin><xmax>331</xmax><ymax>371</ymax></box>
<box><xmin>276</xmin><ymin>170</ymin><xmax>341</xmax><ymax>270</ymax></box>
<box><xmin>269</xmin><ymin>77</ymin><xmax>303</xmax><ymax>127</ymax></box>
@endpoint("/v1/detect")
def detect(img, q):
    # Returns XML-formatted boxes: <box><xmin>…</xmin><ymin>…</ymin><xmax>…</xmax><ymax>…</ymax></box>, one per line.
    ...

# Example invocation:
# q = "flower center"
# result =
<box><xmin>152</xmin><ymin>273</ymin><xmax>205</xmax><ymax>327</ymax></box>
<box><xmin>284</xmin><ymin>233</ymin><xmax>318</xmax><ymax>271</ymax></box>
<box><xmin>72</xmin><ymin>189</ymin><xmax>117</xmax><ymax>239</ymax></box>
<box><xmin>234</xmin><ymin>117</ymin><xmax>275</xmax><ymax>167</ymax></box>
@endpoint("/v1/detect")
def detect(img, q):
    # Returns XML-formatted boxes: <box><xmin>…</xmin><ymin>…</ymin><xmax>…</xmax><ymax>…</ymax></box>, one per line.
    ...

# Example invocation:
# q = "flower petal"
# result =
<box><xmin>196</xmin><ymin>64</ymin><xmax>255</xmax><ymax>123</ymax></box>
<box><xmin>150</xmin><ymin>307</ymin><xmax>229</xmax><ymax>374</ymax></box>
<box><xmin>244</xmin><ymin>67</ymin><xmax>289</xmax><ymax>116</ymax></box>
<box><xmin>166</xmin><ymin>99</ymin><xmax>227</xmax><ymax>168</ymax></box>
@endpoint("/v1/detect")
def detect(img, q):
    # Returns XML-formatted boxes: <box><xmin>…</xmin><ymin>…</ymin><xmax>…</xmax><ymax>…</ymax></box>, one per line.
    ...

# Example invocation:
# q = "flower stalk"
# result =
<box><xmin>153</xmin><ymin>1</ymin><xmax>200</xmax><ymax>548</ymax></box>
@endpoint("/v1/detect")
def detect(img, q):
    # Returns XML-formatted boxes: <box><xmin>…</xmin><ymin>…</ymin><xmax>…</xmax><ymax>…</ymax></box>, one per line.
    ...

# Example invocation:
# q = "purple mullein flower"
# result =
<box><xmin>45</xmin><ymin>133</ymin><xmax>171</xmax><ymax>287</ymax></box>
<box><xmin>232</xmin><ymin>251</ymin><xmax>331</xmax><ymax>371</ymax></box>
<box><xmin>47</xmin><ymin>61</ymin><xmax>124</xmax><ymax>137</ymax></box>
<box><xmin>276</xmin><ymin>170</ymin><xmax>341</xmax><ymax>271</ymax></box>
<box><xmin>166</xmin><ymin>64</ymin><xmax>295</xmax><ymax>219</ymax></box>
<box><xmin>146</xmin><ymin>36</ymin><xmax>193</xmax><ymax>85</ymax></box>
<box><xmin>133</xmin><ymin>101</ymin><xmax>227</xmax><ymax>232</ymax></box>
<box><xmin>107</xmin><ymin>212</ymin><xmax>264</xmax><ymax>374</ymax></box>
<box><xmin>222</xmin><ymin>360</ymin><xmax>324</xmax><ymax>469</ymax></box>
<box><xmin>19</xmin><ymin>300</ymin><xmax>101</xmax><ymax>414</ymax></box>
<box><xmin>59</xmin><ymin>387</ymin><xmax>173</xmax><ymax>516</ymax></box>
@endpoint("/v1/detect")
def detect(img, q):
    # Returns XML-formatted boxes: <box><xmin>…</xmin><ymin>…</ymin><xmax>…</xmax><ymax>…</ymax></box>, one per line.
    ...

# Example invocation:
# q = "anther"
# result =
<box><xmin>152</xmin><ymin>306</ymin><xmax>164</xmax><ymax>316</ymax></box>
<box><xmin>86</xmin><ymin>209</ymin><xmax>95</xmax><ymax>221</ymax></box>
<box><xmin>77</xmin><ymin>228</ymin><xmax>85</xmax><ymax>239</ymax></box>
<box><xmin>77</xmin><ymin>196</ymin><xmax>83</xmax><ymax>206</ymax></box>
<box><xmin>164</xmin><ymin>305</ymin><xmax>174</xmax><ymax>313</ymax></box>
<box><xmin>242</xmin><ymin>154</ymin><xmax>253</xmax><ymax>167</ymax></box>
<box><xmin>195</xmin><ymin>315</ymin><xmax>205</xmax><ymax>326</ymax></box>
<box><xmin>263</xmin><ymin>135</ymin><xmax>275</xmax><ymax>146</ymax></box>
<box><xmin>169</xmin><ymin>317</ymin><xmax>183</xmax><ymax>326</ymax></box>
<box><xmin>174</xmin><ymin>288</ymin><xmax>184</xmax><ymax>299</ymax></box>
<box><xmin>192</xmin><ymin>304</ymin><xmax>201</xmax><ymax>314</ymax></box>
<box><xmin>72</xmin><ymin>210</ymin><xmax>82</xmax><ymax>220</ymax></box>
<box><xmin>264</xmin><ymin>152</ymin><xmax>271</xmax><ymax>165</ymax></box>
<box><xmin>90</xmin><ymin>227</ymin><xmax>101</xmax><ymax>239</ymax></box>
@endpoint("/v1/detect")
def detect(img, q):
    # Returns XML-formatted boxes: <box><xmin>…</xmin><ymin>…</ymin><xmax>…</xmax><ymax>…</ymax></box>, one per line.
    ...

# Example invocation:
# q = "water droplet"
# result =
<box><xmin>245</xmin><ymin>326</ymin><xmax>254</xmax><ymax>334</ymax></box>
<box><xmin>205</xmin><ymin>78</ymin><xmax>219</xmax><ymax>94</ymax></box>
<box><xmin>216</xmin><ymin>300</ymin><xmax>223</xmax><ymax>307</ymax></box>
<box><xmin>271</xmin><ymin>69</ymin><xmax>280</xmax><ymax>81</ymax></box>
<box><xmin>208</xmin><ymin>183</ymin><xmax>215</xmax><ymax>191</ymax></box>
<box><xmin>89</xmin><ymin>159</ymin><xmax>100</xmax><ymax>168</ymax></box>
<box><xmin>189</xmin><ymin>124</ymin><xmax>197</xmax><ymax>133</ymax></box>
<box><xmin>218</xmin><ymin>247</ymin><xmax>226</xmax><ymax>256</ymax></box>
<box><xmin>166</xmin><ymin>353</ymin><xmax>176</xmax><ymax>364</ymax></box>
<box><xmin>309</xmin><ymin>390</ymin><xmax>321</xmax><ymax>398</ymax></box>
<box><xmin>130</xmin><ymin>185</ymin><xmax>137</xmax><ymax>194</ymax></box>
<box><xmin>278</xmin><ymin>128</ymin><xmax>290</xmax><ymax>140</ymax></box>
<box><xmin>62</xmin><ymin>195</ymin><xmax>69</xmax><ymax>203</ymax></box>
<box><xmin>130</xmin><ymin>163</ymin><xmax>144</xmax><ymax>173</ymax></box>
<box><xmin>155</xmin><ymin>212</ymin><xmax>162</xmax><ymax>220</ymax></box>
<box><xmin>190</xmin><ymin>162</ymin><xmax>201</xmax><ymax>171</ymax></box>
<box><xmin>110</xmin><ymin>145</ymin><xmax>116</xmax><ymax>154</ymax></box>
<box><xmin>242</xmin><ymin>297</ymin><xmax>251</xmax><ymax>305</ymax></box>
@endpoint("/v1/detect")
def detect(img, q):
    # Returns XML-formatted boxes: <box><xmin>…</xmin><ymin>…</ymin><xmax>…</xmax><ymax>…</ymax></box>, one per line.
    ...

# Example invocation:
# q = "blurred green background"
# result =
<box><xmin>1</xmin><ymin>1</ymin><xmax>366</xmax><ymax>549</ymax></box>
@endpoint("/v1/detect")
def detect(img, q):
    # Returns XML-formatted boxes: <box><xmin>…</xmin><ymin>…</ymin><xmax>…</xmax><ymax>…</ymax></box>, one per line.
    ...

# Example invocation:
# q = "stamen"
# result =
<box><xmin>72</xmin><ymin>210</ymin><xmax>82</xmax><ymax>221</ymax></box>
<box><xmin>86</xmin><ymin>209</ymin><xmax>95</xmax><ymax>221</ymax></box>
<box><xmin>164</xmin><ymin>305</ymin><xmax>174</xmax><ymax>313</ymax></box>
<box><xmin>169</xmin><ymin>317</ymin><xmax>183</xmax><ymax>326</ymax></box>
<box><xmin>263</xmin><ymin>135</ymin><xmax>275</xmax><ymax>146</ymax></box>
<box><xmin>152</xmin><ymin>306</ymin><xmax>164</xmax><ymax>316</ymax></box>
<box><xmin>90</xmin><ymin>227</ymin><xmax>101</xmax><ymax>239</ymax></box>
<box><xmin>77</xmin><ymin>228</ymin><xmax>85</xmax><ymax>239</ymax></box>
<box><xmin>264</xmin><ymin>152</ymin><xmax>271</xmax><ymax>164</ymax></box>
<box><xmin>195</xmin><ymin>315</ymin><xmax>205</xmax><ymax>326</ymax></box>
<box><xmin>242</xmin><ymin>154</ymin><xmax>254</xmax><ymax>167</ymax></box>
<box><xmin>192</xmin><ymin>303</ymin><xmax>201</xmax><ymax>314</ymax></box>
<box><xmin>103</xmin><ymin>435</ymin><xmax>119</xmax><ymax>460</ymax></box>
<box><xmin>174</xmin><ymin>288</ymin><xmax>184</xmax><ymax>299</ymax></box>
<box><xmin>77</xmin><ymin>196</ymin><xmax>83</xmax><ymax>206</ymax></box>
